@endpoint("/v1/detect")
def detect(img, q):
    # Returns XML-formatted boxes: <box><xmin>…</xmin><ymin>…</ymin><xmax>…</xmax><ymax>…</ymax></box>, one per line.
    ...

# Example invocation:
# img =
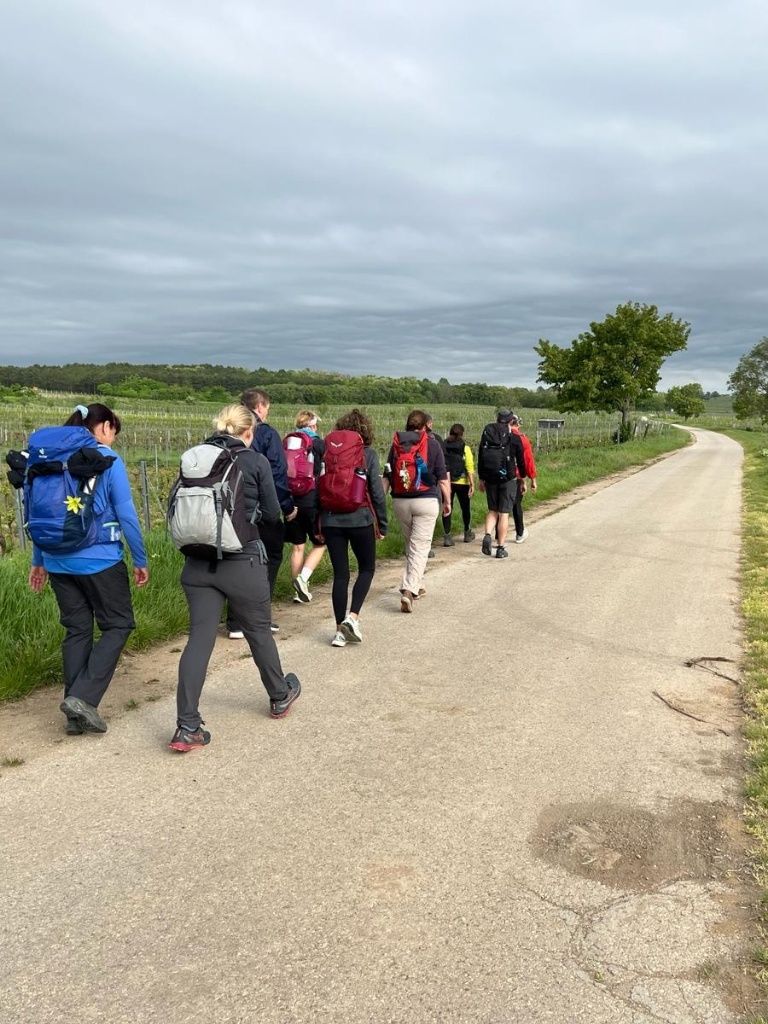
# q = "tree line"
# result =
<box><xmin>0</xmin><ymin>363</ymin><xmax>557</xmax><ymax>409</ymax></box>
<box><xmin>5</xmin><ymin>298</ymin><xmax>765</xmax><ymax>426</ymax></box>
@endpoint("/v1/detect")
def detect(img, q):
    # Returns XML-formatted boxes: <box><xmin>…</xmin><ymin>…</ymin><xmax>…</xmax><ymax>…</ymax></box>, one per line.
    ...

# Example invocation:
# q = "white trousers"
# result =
<box><xmin>393</xmin><ymin>497</ymin><xmax>440</xmax><ymax>596</ymax></box>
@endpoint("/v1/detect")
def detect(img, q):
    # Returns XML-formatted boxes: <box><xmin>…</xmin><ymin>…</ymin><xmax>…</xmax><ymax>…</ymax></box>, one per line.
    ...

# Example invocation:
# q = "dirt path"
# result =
<box><xmin>0</xmin><ymin>444</ymin><xmax>686</xmax><ymax>767</ymax></box>
<box><xmin>0</xmin><ymin>430</ymin><xmax>760</xmax><ymax>1023</ymax></box>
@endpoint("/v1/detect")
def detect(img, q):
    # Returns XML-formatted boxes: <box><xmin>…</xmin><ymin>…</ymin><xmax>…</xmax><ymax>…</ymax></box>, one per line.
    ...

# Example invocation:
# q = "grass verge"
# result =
<box><xmin>723</xmin><ymin>430</ymin><xmax>768</xmax><ymax>992</ymax></box>
<box><xmin>0</xmin><ymin>428</ymin><xmax>688</xmax><ymax>702</ymax></box>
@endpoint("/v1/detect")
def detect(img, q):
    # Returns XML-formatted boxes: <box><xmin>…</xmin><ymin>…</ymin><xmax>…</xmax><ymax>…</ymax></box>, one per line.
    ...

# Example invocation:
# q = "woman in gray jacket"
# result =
<box><xmin>319</xmin><ymin>408</ymin><xmax>388</xmax><ymax>648</ymax></box>
<box><xmin>170</xmin><ymin>405</ymin><xmax>301</xmax><ymax>752</ymax></box>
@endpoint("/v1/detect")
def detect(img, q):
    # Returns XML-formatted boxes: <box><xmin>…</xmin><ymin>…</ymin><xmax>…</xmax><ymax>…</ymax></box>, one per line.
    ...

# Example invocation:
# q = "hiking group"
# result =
<box><xmin>8</xmin><ymin>394</ymin><xmax>536</xmax><ymax>752</ymax></box>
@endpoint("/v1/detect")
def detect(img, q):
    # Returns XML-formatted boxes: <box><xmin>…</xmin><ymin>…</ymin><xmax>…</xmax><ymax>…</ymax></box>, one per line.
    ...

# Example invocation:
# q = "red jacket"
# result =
<box><xmin>512</xmin><ymin>427</ymin><xmax>536</xmax><ymax>479</ymax></box>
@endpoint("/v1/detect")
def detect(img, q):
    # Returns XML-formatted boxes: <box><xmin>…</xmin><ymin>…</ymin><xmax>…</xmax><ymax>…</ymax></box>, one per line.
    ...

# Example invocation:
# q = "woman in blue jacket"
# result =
<box><xmin>27</xmin><ymin>403</ymin><xmax>149</xmax><ymax>735</ymax></box>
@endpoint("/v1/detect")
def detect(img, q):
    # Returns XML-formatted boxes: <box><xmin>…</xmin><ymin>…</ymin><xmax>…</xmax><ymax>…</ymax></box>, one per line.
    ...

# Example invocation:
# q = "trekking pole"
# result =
<box><xmin>139</xmin><ymin>460</ymin><xmax>151</xmax><ymax>532</ymax></box>
<box><xmin>14</xmin><ymin>489</ymin><xmax>27</xmax><ymax>551</ymax></box>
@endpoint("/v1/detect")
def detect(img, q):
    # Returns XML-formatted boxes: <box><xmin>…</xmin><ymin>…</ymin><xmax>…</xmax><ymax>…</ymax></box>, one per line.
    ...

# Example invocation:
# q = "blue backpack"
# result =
<box><xmin>5</xmin><ymin>426</ymin><xmax>117</xmax><ymax>553</ymax></box>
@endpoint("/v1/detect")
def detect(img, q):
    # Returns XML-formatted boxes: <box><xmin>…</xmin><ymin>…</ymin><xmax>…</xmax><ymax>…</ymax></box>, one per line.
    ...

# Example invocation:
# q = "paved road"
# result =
<box><xmin>0</xmin><ymin>430</ymin><xmax>751</xmax><ymax>1023</ymax></box>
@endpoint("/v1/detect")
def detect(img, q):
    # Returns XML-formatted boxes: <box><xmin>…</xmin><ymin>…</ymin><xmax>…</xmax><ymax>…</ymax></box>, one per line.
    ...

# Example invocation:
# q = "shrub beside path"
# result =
<box><xmin>0</xmin><ymin>429</ymin><xmax>762</xmax><ymax>1022</ymax></box>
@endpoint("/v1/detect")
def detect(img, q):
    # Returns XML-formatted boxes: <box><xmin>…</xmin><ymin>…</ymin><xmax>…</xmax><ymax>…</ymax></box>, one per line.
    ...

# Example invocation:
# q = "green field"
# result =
<box><xmin>721</xmin><ymin>429</ymin><xmax>768</xmax><ymax>990</ymax></box>
<box><xmin>0</xmin><ymin>406</ymin><xmax>688</xmax><ymax>702</ymax></box>
<box><xmin>0</xmin><ymin>396</ymin><xmax>677</xmax><ymax>549</ymax></box>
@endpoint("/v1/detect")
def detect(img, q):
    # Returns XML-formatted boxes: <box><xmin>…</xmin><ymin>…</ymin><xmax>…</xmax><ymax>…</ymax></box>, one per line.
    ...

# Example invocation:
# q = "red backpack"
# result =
<box><xmin>318</xmin><ymin>430</ymin><xmax>368</xmax><ymax>513</ymax></box>
<box><xmin>390</xmin><ymin>429</ymin><xmax>430</xmax><ymax>495</ymax></box>
<box><xmin>283</xmin><ymin>431</ymin><xmax>316</xmax><ymax>497</ymax></box>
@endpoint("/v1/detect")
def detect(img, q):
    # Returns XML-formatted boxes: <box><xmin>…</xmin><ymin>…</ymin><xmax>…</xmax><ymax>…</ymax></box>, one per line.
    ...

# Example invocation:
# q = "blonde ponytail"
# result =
<box><xmin>213</xmin><ymin>404</ymin><xmax>255</xmax><ymax>437</ymax></box>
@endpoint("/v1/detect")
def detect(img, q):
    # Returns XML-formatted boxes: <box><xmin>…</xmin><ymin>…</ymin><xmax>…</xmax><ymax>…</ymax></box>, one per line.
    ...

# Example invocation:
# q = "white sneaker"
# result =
<box><xmin>515</xmin><ymin>529</ymin><xmax>529</xmax><ymax>545</ymax></box>
<box><xmin>331</xmin><ymin>631</ymin><xmax>347</xmax><ymax>648</ymax></box>
<box><xmin>340</xmin><ymin>617</ymin><xmax>362</xmax><ymax>643</ymax></box>
<box><xmin>228</xmin><ymin>630</ymin><xmax>245</xmax><ymax>640</ymax></box>
<box><xmin>293</xmin><ymin>593</ymin><xmax>302</xmax><ymax>603</ymax></box>
<box><xmin>293</xmin><ymin>576</ymin><xmax>312</xmax><ymax>603</ymax></box>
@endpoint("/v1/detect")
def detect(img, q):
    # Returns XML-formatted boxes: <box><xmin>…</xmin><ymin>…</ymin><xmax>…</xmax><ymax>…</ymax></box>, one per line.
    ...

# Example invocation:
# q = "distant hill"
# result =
<box><xmin>702</xmin><ymin>395</ymin><xmax>733</xmax><ymax>414</ymax></box>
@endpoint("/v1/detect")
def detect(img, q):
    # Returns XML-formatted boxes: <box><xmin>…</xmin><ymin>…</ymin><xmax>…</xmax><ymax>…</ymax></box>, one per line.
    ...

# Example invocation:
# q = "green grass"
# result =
<box><xmin>0</xmin><ymin>530</ymin><xmax>187</xmax><ymax>701</ymax></box>
<box><xmin>721</xmin><ymin>429</ymin><xmax>768</xmax><ymax>991</ymax></box>
<box><xmin>0</xmin><ymin>427</ymin><xmax>687</xmax><ymax>702</ymax></box>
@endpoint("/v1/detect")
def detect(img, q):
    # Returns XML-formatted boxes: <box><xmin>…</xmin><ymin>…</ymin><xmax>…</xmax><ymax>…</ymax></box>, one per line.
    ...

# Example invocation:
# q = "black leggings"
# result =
<box><xmin>511</xmin><ymin>481</ymin><xmax>524</xmax><ymax>537</ymax></box>
<box><xmin>442</xmin><ymin>483</ymin><xmax>472</xmax><ymax>533</ymax></box>
<box><xmin>324</xmin><ymin>524</ymin><xmax>377</xmax><ymax>625</ymax></box>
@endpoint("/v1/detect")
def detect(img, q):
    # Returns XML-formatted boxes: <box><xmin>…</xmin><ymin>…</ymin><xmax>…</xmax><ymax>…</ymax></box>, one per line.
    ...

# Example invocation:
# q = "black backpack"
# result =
<box><xmin>478</xmin><ymin>423</ymin><xmax>513</xmax><ymax>483</ymax></box>
<box><xmin>444</xmin><ymin>439</ymin><xmax>466</xmax><ymax>480</ymax></box>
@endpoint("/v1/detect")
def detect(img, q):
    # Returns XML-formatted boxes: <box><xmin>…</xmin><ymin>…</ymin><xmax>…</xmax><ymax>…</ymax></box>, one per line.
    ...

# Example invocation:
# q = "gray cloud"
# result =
<box><xmin>1</xmin><ymin>0</ymin><xmax>767</xmax><ymax>390</ymax></box>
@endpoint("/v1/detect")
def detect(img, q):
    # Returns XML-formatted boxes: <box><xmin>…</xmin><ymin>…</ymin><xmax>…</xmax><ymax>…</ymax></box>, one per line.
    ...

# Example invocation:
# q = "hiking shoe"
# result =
<box><xmin>293</xmin><ymin>576</ymin><xmax>312</xmax><ymax>603</ymax></box>
<box><xmin>169</xmin><ymin>726</ymin><xmax>211</xmax><ymax>753</ymax></box>
<box><xmin>270</xmin><ymin>623</ymin><xmax>279</xmax><ymax>633</ymax></box>
<box><xmin>340</xmin><ymin>617</ymin><xmax>363</xmax><ymax>643</ymax></box>
<box><xmin>400</xmin><ymin>591</ymin><xmax>414</xmax><ymax>613</ymax></box>
<box><xmin>464</xmin><ymin>529</ymin><xmax>475</xmax><ymax>542</ymax></box>
<box><xmin>60</xmin><ymin>696</ymin><xmax>107</xmax><ymax>734</ymax></box>
<box><xmin>515</xmin><ymin>529</ymin><xmax>529</xmax><ymax>544</ymax></box>
<box><xmin>270</xmin><ymin>674</ymin><xmax>301</xmax><ymax>718</ymax></box>
<box><xmin>65</xmin><ymin>716</ymin><xmax>84</xmax><ymax>736</ymax></box>
<box><xmin>496</xmin><ymin>546</ymin><xmax>509</xmax><ymax>559</ymax></box>
<box><xmin>228</xmin><ymin>630</ymin><xmax>245</xmax><ymax>639</ymax></box>
<box><xmin>427</xmin><ymin>548</ymin><xmax>436</xmax><ymax>559</ymax></box>
<box><xmin>331</xmin><ymin>631</ymin><xmax>347</xmax><ymax>648</ymax></box>
<box><xmin>481</xmin><ymin>533</ymin><xmax>493</xmax><ymax>556</ymax></box>
<box><xmin>415</xmin><ymin>587</ymin><xmax>427</xmax><ymax>599</ymax></box>
<box><xmin>443</xmin><ymin>534</ymin><xmax>455</xmax><ymax>547</ymax></box>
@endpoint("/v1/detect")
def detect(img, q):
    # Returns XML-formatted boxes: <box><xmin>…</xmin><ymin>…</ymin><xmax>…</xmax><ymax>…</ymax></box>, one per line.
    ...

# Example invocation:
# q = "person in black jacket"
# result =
<box><xmin>319</xmin><ymin>408</ymin><xmax>388</xmax><ymax>647</ymax></box>
<box><xmin>228</xmin><ymin>387</ymin><xmax>298</xmax><ymax>635</ymax></box>
<box><xmin>170</xmin><ymin>405</ymin><xmax>301</xmax><ymax>753</ymax></box>
<box><xmin>477</xmin><ymin>409</ymin><xmax>527</xmax><ymax>560</ymax></box>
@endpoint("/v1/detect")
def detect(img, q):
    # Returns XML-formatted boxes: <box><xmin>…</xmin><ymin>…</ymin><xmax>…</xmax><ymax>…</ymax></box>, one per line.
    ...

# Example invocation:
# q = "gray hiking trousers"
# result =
<box><xmin>177</xmin><ymin>555</ymin><xmax>289</xmax><ymax>730</ymax></box>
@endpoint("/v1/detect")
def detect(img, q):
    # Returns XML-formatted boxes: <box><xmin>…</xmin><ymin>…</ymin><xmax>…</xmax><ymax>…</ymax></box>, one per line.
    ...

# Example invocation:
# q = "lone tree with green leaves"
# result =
<box><xmin>535</xmin><ymin>302</ymin><xmax>691</xmax><ymax>430</ymax></box>
<box><xmin>666</xmin><ymin>382</ymin><xmax>705</xmax><ymax>421</ymax></box>
<box><xmin>728</xmin><ymin>338</ymin><xmax>768</xmax><ymax>421</ymax></box>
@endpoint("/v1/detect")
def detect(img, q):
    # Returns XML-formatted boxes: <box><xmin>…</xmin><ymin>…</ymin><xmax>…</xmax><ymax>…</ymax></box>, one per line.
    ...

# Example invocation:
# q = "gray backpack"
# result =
<box><xmin>168</xmin><ymin>442</ymin><xmax>259</xmax><ymax>559</ymax></box>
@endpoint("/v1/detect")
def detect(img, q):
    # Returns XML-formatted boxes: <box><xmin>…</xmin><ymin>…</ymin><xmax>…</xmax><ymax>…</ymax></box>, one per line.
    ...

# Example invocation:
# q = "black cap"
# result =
<box><xmin>496</xmin><ymin>409</ymin><xmax>514</xmax><ymax>424</ymax></box>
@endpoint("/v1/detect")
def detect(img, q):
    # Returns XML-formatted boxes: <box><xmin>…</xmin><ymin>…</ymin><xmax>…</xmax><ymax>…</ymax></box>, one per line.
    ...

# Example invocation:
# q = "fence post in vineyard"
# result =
<box><xmin>139</xmin><ymin>460</ymin><xmax>151</xmax><ymax>532</ymax></box>
<box><xmin>14</xmin><ymin>489</ymin><xmax>27</xmax><ymax>551</ymax></box>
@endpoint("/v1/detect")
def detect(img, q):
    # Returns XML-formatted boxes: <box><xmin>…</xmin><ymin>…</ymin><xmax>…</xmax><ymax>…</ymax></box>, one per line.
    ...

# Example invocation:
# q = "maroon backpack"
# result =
<box><xmin>318</xmin><ymin>430</ymin><xmax>367</xmax><ymax>513</ymax></box>
<box><xmin>283</xmin><ymin>431</ymin><xmax>316</xmax><ymax>497</ymax></box>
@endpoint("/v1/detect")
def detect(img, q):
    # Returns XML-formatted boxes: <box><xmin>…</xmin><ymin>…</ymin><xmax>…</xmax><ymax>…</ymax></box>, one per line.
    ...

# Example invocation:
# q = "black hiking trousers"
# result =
<box><xmin>49</xmin><ymin>561</ymin><xmax>135</xmax><ymax>707</ymax></box>
<box><xmin>511</xmin><ymin>480</ymin><xmax>525</xmax><ymax>538</ymax></box>
<box><xmin>226</xmin><ymin>518</ymin><xmax>285</xmax><ymax>630</ymax></box>
<box><xmin>442</xmin><ymin>483</ymin><xmax>472</xmax><ymax>533</ymax></box>
<box><xmin>179</xmin><ymin>555</ymin><xmax>289</xmax><ymax>731</ymax></box>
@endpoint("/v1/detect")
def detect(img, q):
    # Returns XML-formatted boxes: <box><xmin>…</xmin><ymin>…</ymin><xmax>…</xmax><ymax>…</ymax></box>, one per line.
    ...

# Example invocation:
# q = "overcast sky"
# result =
<box><xmin>1</xmin><ymin>0</ymin><xmax>767</xmax><ymax>390</ymax></box>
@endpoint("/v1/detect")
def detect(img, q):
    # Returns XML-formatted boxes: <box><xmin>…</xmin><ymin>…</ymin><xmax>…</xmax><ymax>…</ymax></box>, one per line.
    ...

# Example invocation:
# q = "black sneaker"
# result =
<box><xmin>169</xmin><ymin>726</ymin><xmax>211</xmax><ymax>753</ymax></box>
<box><xmin>65</xmin><ymin>716</ymin><xmax>84</xmax><ymax>736</ymax></box>
<box><xmin>482</xmin><ymin>533</ymin><xmax>493</xmax><ymax>556</ymax></box>
<box><xmin>270</xmin><ymin>622</ymin><xmax>280</xmax><ymax>633</ymax></box>
<box><xmin>496</xmin><ymin>546</ymin><xmax>509</xmax><ymax>559</ymax></box>
<box><xmin>270</xmin><ymin>673</ymin><xmax>301</xmax><ymax>718</ymax></box>
<box><xmin>60</xmin><ymin>696</ymin><xmax>107</xmax><ymax>733</ymax></box>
